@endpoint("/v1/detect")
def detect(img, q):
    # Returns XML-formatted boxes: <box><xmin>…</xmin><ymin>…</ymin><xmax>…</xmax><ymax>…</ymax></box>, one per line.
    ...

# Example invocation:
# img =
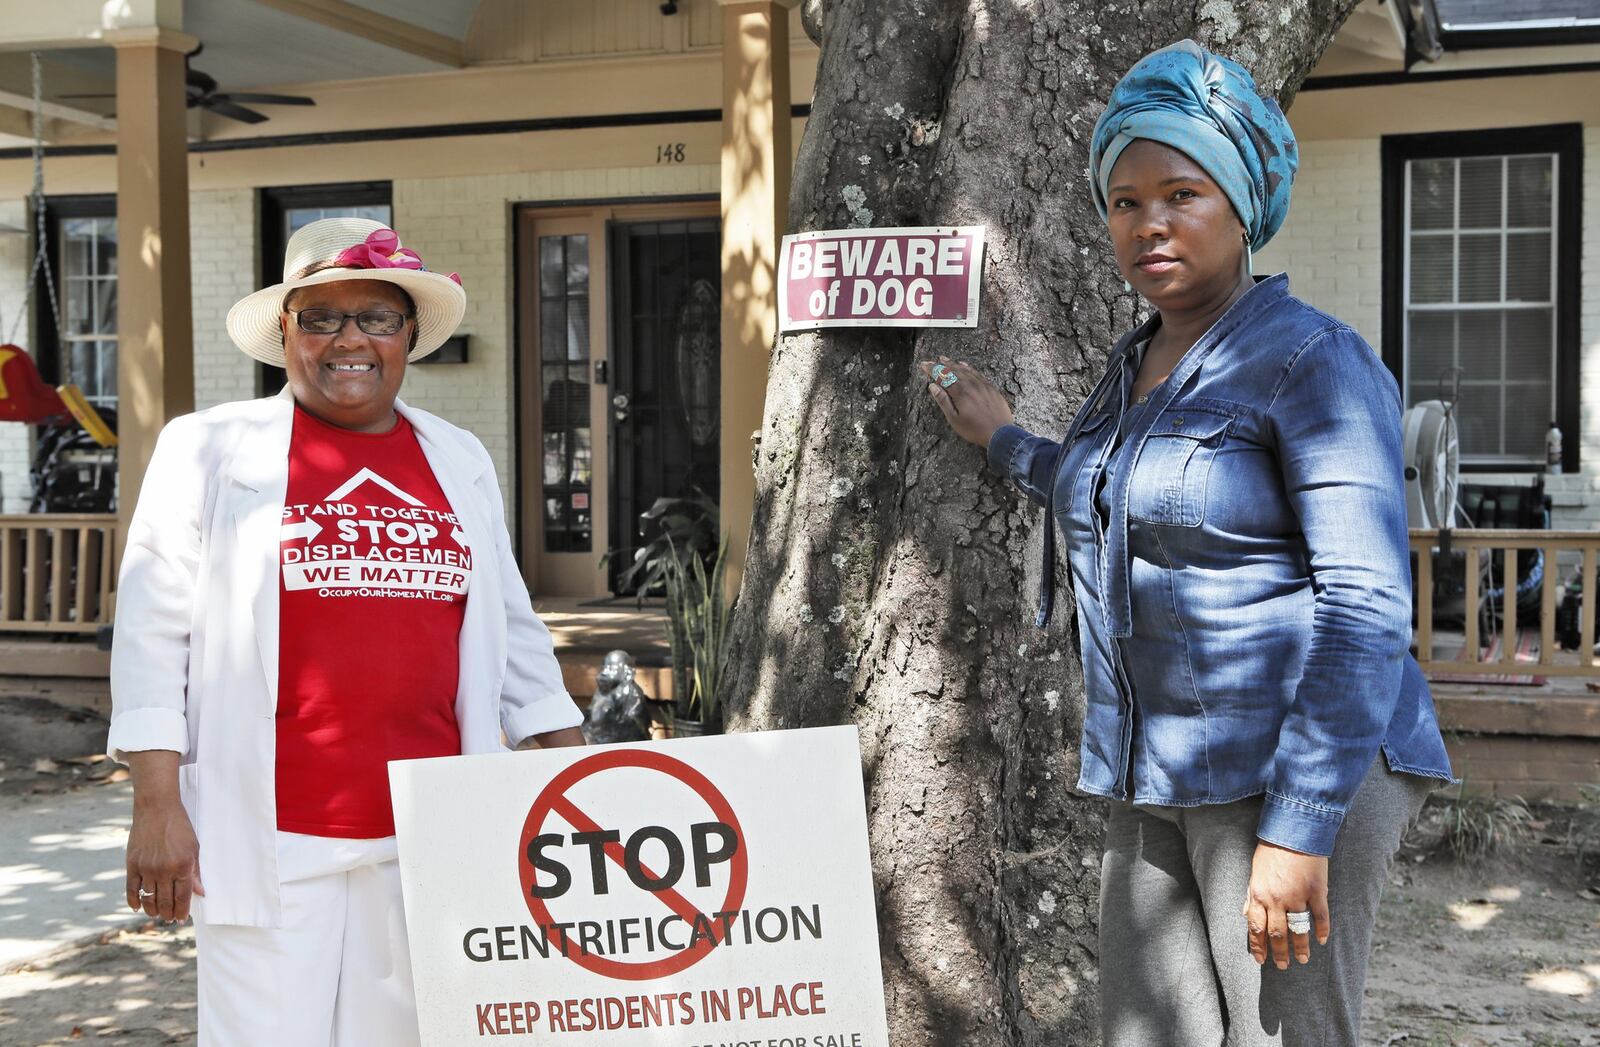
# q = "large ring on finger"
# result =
<box><xmin>138</xmin><ymin>888</ymin><xmax>155</xmax><ymax>900</ymax></box>
<box><xmin>1286</xmin><ymin>910</ymin><xmax>1312</xmax><ymax>935</ymax></box>
<box><xmin>939</xmin><ymin>369</ymin><xmax>959</xmax><ymax>388</ymax></box>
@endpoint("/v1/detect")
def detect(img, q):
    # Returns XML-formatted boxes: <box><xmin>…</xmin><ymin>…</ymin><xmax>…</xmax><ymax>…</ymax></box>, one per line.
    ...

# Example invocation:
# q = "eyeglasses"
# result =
<box><xmin>291</xmin><ymin>308</ymin><xmax>412</xmax><ymax>336</ymax></box>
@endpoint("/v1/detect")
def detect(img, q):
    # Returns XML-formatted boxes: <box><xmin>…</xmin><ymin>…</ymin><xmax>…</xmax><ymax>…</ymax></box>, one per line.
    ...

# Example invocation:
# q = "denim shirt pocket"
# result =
<box><xmin>1128</xmin><ymin>408</ymin><xmax>1235</xmax><ymax>527</ymax></box>
<box><xmin>1060</xmin><ymin>410</ymin><xmax>1113</xmax><ymax>514</ymax></box>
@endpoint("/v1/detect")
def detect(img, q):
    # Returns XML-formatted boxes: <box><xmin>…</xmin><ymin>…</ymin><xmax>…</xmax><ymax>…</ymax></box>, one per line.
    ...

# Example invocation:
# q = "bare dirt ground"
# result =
<box><xmin>0</xmin><ymin>695</ymin><xmax>124</xmax><ymax>799</ymax></box>
<box><xmin>1365</xmin><ymin>811</ymin><xmax>1600</xmax><ymax>1047</ymax></box>
<box><xmin>0</xmin><ymin>922</ymin><xmax>196</xmax><ymax>1045</ymax></box>
<box><xmin>0</xmin><ymin>694</ymin><xmax>1595</xmax><ymax>1046</ymax></box>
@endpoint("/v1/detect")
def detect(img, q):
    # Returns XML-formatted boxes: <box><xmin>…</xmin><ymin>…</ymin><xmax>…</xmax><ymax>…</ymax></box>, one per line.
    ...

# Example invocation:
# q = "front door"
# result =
<box><xmin>607</xmin><ymin>218</ymin><xmax>722</xmax><ymax>594</ymax></box>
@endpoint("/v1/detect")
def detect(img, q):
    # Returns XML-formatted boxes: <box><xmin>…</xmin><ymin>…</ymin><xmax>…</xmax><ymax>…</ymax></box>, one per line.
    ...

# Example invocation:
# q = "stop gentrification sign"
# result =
<box><xmin>777</xmin><ymin>226</ymin><xmax>985</xmax><ymax>331</ymax></box>
<box><xmin>389</xmin><ymin>726</ymin><xmax>891</xmax><ymax>1046</ymax></box>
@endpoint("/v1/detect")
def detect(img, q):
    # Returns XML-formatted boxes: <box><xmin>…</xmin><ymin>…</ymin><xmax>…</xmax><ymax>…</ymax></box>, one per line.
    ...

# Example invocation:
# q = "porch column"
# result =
<box><xmin>719</xmin><ymin>0</ymin><xmax>794</xmax><ymax>597</ymax></box>
<box><xmin>110</xmin><ymin>28</ymin><xmax>196</xmax><ymax>540</ymax></box>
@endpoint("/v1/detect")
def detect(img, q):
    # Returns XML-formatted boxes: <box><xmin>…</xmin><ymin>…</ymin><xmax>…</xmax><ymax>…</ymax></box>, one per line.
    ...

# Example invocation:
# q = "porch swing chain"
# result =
<box><xmin>6</xmin><ymin>52</ymin><xmax>64</xmax><ymax>347</ymax></box>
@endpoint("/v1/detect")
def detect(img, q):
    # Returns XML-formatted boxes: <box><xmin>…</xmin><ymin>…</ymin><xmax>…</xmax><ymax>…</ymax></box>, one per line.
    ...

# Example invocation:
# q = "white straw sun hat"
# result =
<box><xmin>226</xmin><ymin>217</ymin><xmax>466</xmax><ymax>367</ymax></box>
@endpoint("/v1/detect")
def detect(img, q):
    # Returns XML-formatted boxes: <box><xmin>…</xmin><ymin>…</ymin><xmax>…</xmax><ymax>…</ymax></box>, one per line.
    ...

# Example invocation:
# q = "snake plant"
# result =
<box><xmin>660</xmin><ymin>534</ymin><xmax>735</xmax><ymax>726</ymax></box>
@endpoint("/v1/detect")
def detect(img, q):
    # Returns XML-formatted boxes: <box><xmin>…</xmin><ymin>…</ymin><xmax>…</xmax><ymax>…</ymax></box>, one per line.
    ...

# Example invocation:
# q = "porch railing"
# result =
<box><xmin>1410</xmin><ymin>528</ymin><xmax>1600</xmax><ymax>678</ymax></box>
<box><xmin>0</xmin><ymin>514</ymin><xmax>117</xmax><ymax>634</ymax></box>
<box><xmin>1</xmin><ymin>519</ymin><xmax>1598</xmax><ymax>667</ymax></box>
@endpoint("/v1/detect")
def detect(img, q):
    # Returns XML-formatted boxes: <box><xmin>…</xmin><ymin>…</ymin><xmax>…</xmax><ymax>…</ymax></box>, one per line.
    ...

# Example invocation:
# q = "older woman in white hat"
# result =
<box><xmin>107</xmin><ymin>218</ymin><xmax>585</xmax><ymax>1045</ymax></box>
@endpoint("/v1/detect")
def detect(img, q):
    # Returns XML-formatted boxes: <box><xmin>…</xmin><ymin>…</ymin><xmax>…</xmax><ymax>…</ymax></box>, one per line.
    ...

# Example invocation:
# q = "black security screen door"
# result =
<box><xmin>607</xmin><ymin>218</ymin><xmax>721</xmax><ymax>594</ymax></box>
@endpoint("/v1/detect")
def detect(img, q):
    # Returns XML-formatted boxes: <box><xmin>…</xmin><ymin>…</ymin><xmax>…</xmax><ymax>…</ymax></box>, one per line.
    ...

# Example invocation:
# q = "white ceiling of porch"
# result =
<box><xmin>45</xmin><ymin>0</ymin><xmax>476</xmax><ymax>91</ymax></box>
<box><xmin>0</xmin><ymin>0</ymin><xmax>483</xmax><ymax>144</ymax></box>
<box><xmin>177</xmin><ymin>0</ymin><xmax>474</xmax><ymax>86</ymax></box>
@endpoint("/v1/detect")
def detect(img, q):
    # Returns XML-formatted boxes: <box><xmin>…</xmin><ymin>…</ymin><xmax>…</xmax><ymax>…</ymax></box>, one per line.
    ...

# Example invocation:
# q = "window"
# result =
<box><xmin>538</xmin><ymin>234</ymin><xmax>592</xmax><ymax>552</ymax></box>
<box><xmin>60</xmin><ymin>216</ymin><xmax>118</xmax><ymax>407</ymax></box>
<box><xmin>1383</xmin><ymin>125</ymin><xmax>1581</xmax><ymax>471</ymax></box>
<box><xmin>36</xmin><ymin>196</ymin><xmax>117</xmax><ymax>408</ymax></box>
<box><xmin>1406</xmin><ymin>154</ymin><xmax>1554</xmax><ymax>462</ymax></box>
<box><xmin>257</xmin><ymin>182</ymin><xmax>393</xmax><ymax>395</ymax></box>
<box><xmin>280</xmin><ymin>202</ymin><xmax>391</xmax><ymax>238</ymax></box>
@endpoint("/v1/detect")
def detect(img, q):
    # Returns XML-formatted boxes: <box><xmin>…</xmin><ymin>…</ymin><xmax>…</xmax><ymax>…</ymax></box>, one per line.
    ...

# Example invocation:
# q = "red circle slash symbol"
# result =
<box><xmin>517</xmin><ymin>748</ymin><xmax>748</xmax><ymax>981</ymax></box>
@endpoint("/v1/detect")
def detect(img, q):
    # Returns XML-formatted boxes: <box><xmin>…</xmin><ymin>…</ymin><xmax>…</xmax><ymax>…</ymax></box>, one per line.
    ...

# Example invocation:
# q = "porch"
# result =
<box><xmin>1410</xmin><ymin>528</ymin><xmax>1600</xmax><ymax>801</ymax></box>
<box><xmin>0</xmin><ymin>0</ymin><xmax>807</xmax><ymax>607</ymax></box>
<box><xmin>0</xmin><ymin>585</ymin><xmax>675</xmax><ymax>718</ymax></box>
<box><xmin>534</xmin><ymin>596</ymin><xmax>673</xmax><ymax>708</ymax></box>
<box><xmin>0</xmin><ymin>521</ymin><xmax>1595</xmax><ymax>798</ymax></box>
<box><xmin>1429</xmin><ymin>679</ymin><xmax>1599</xmax><ymax>803</ymax></box>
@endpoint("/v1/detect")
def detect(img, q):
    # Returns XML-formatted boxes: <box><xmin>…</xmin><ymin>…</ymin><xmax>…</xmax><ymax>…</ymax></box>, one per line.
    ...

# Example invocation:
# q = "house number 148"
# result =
<box><xmin>657</xmin><ymin>143</ymin><xmax>686</xmax><ymax>163</ymax></box>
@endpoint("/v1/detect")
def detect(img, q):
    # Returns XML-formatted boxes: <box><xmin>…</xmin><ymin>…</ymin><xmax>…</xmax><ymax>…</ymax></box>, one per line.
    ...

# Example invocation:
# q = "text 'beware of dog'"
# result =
<box><xmin>777</xmin><ymin>226</ymin><xmax>985</xmax><ymax>332</ymax></box>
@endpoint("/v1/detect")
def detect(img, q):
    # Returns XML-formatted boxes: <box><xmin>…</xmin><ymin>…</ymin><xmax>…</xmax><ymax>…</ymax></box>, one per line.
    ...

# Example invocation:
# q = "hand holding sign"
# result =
<box><xmin>517</xmin><ymin>747</ymin><xmax>749</xmax><ymax>982</ymax></box>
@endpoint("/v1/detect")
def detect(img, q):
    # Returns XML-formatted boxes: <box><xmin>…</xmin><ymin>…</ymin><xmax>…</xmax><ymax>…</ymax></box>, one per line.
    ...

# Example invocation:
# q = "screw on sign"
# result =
<box><xmin>517</xmin><ymin>748</ymin><xmax>749</xmax><ymax>981</ymax></box>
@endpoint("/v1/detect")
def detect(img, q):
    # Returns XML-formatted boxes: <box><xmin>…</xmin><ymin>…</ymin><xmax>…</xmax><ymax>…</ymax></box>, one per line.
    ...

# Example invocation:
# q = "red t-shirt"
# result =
<box><xmin>275</xmin><ymin>407</ymin><xmax>469</xmax><ymax>838</ymax></box>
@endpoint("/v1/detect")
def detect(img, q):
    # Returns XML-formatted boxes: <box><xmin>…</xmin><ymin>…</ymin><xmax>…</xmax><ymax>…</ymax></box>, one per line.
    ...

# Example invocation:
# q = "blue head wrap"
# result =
<box><xmin>1089</xmin><ymin>40</ymin><xmax>1298</xmax><ymax>250</ymax></box>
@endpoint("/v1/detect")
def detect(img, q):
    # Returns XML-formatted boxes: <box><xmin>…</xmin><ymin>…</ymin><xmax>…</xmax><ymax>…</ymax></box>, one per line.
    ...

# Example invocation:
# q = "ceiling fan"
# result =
<box><xmin>61</xmin><ymin>44</ymin><xmax>315</xmax><ymax>125</ymax></box>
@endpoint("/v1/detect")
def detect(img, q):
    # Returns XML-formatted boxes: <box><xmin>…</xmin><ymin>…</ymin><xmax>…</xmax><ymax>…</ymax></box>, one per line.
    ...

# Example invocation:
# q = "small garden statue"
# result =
<box><xmin>582</xmin><ymin>649</ymin><xmax>652</xmax><ymax>744</ymax></box>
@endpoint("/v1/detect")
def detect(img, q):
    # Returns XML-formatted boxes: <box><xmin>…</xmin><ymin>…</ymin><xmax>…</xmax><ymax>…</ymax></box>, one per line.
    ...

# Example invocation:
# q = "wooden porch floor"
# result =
<box><xmin>532</xmin><ymin>597</ymin><xmax>672</xmax><ymax>708</ymax></box>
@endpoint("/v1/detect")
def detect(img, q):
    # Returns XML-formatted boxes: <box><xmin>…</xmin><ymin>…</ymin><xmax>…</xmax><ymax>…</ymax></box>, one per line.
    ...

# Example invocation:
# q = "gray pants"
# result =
<box><xmin>1099</xmin><ymin>760</ymin><xmax>1434</xmax><ymax>1046</ymax></box>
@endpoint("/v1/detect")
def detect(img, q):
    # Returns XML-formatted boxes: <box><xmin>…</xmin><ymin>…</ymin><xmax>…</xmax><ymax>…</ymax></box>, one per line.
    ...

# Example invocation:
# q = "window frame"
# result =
<box><xmin>35</xmin><ymin>194</ymin><xmax>117</xmax><ymax>397</ymax></box>
<box><xmin>255</xmin><ymin>181</ymin><xmax>393</xmax><ymax>395</ymax></box>
<box><xmin>1381</xmin><ymin>123</ymin><xmax>1582</xmax><ymax>473</ymax></box>
<box><xmin>535</xmin><ymin>230</ymin><xmax>595</xmax><ymax>555</ymax></box>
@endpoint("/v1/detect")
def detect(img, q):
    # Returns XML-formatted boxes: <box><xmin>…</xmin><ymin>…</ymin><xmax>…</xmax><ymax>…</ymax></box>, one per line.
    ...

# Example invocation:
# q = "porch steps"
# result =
<box><xmin>532</xmin><ymin>597</ymin><xmax>674</xmax><ymax>710</ymax></box>
<box><xmin>0</xmin><ymin>638</ymin><xmax>110</xmax><ymax>715</ymax></box>
<box><xmin>1432</xmin><ymin>687</ymin><xmax>1600</xmax><ymax>803</ymax></box>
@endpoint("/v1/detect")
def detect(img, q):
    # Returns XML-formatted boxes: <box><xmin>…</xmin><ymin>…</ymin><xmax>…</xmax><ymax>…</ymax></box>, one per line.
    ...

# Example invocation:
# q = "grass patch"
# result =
<box><xmin>1433</xmin><ymin>785</ymin><xmax>1534</xmax><ymax>864</ymax></box>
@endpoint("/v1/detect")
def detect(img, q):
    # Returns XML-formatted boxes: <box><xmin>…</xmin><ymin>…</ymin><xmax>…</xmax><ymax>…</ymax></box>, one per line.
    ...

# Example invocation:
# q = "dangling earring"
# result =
<box><xmin>1123</xmin><ymin>278</ymin><xmax>1132</xmax><ymax>292</ymax></box>
<box><xmin>1244</xmin><ymin>235</ymin><xmax>1253</xmax><ymax>278</ymax></box>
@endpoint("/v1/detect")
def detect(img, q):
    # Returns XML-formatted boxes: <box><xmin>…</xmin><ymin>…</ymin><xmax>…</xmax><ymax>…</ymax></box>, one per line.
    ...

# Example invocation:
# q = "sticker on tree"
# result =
<box><xmin>777</xmin><ymin>226</ymin><xmax>985</xmax><ymax>331</ymax></box>
<box><xmin>389</xmin><ymin>725</ymin><xmax>891</xmax><ymax>1045</ymax></box>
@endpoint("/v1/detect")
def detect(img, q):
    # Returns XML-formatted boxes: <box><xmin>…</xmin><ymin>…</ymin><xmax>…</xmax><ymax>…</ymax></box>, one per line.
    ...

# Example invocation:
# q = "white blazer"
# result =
<box><xmin>106</xmin><ymin>389</ymin><xmax>582</xmax><ymax>927</ymax></box>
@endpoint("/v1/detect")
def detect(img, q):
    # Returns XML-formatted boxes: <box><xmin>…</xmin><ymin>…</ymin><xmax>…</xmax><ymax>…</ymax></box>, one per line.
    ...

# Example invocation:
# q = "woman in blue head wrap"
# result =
<box><xmin>922</xmin><ymin>40</ymin><xmax>1450</xmax><ymax>1045</ymax></box>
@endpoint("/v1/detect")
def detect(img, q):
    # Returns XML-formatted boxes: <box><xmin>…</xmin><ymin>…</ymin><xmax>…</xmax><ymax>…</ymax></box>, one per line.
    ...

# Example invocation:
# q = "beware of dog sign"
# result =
<box><xmin>777</xmin><ymin>226</ymin><xmax>985</xmax><ymax>332</ymax></box>
<box><xmin>390</xmin><ymin>726</ymin><xmax>890</xmax><ymax>1046</ymax></box>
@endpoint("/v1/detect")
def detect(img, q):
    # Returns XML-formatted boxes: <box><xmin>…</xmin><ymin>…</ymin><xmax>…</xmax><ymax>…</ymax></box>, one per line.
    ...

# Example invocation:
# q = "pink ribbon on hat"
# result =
<box><xmin>332</xmin><ymin>228</ymin><xmax>463</xmax><ymax>286</ymax></box>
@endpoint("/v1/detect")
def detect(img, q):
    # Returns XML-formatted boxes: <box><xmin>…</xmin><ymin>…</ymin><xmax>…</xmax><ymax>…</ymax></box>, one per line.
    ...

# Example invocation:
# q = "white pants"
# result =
<box><xmin>192</xmin><ymin>832</ymin><xmax>421</xmax><ymax>1047</ymax></box>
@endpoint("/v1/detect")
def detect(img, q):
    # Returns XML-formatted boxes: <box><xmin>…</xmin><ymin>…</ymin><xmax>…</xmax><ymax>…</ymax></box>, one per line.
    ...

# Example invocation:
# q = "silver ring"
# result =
<box><xmin>137</xmin><ymin>888</ymin><xmax>156</xmax><ymax>899</ymax></box>
<box><xmin>1286</xmin><ymin>910</ymin><xmax>1312</xmax><ymax>935</ymax></box>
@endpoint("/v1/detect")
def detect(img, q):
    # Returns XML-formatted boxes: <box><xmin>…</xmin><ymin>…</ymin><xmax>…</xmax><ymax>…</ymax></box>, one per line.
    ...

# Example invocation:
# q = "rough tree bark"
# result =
<box><xmin>725</xmin><ymin>4</ymin><xmax>1360</xmax><ymax>1044</ymax></box>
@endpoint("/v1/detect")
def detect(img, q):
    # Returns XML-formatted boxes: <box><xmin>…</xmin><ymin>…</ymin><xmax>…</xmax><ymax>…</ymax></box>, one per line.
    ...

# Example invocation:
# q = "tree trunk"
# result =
<box><xmin>725</xmin><ymin>4</ymin><xmax>1360</xmax><ymax>1043</ymax></box>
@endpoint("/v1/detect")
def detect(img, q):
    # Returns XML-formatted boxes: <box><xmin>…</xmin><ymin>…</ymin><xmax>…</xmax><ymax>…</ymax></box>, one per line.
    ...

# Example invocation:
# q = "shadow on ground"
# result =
<box><xmin>0</xmin><ymin>921</ymin><xmax>195</xmax><ymax>1046</ymax></box>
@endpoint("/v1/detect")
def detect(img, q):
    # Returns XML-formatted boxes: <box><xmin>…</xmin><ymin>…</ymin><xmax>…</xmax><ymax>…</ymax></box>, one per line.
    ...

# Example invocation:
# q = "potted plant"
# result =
<box><xmin>602</xmin><ymin>487</ymin><xmax>720</xmax><ymax>603</ymax></box>
<box><xmin>659</xmin><ymin>534</ymin><xmax>735</xmax><ymax>736</ymax></box>
<box><xmin>599</xmin><ymin>489</ymin><xmax>732</xmax><ymax>736</ymax></box>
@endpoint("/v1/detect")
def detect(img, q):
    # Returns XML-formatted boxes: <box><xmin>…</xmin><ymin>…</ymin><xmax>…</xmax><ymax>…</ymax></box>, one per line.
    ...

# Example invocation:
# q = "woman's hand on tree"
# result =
<box><xmin>125</xmin><ymin>750</ymin><xmax>203</xmax><ymax>923</ymax></box>
<box><xmin>1243</xmin><ymin>840</ymin><xmax>1330</xmax><ymax>969</ymax></box>
<box><xmin>918</xmin><ymin>356</ymin><xmax>1015</xmax><ymax>450</ymax></box>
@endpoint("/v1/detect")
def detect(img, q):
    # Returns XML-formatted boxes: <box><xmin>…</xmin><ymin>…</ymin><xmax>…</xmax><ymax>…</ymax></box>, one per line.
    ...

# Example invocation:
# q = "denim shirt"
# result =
<box><xmin>987</xmin><ymin>275</ymin><xmax>1452</xmax><ymax>855</ymax></box>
